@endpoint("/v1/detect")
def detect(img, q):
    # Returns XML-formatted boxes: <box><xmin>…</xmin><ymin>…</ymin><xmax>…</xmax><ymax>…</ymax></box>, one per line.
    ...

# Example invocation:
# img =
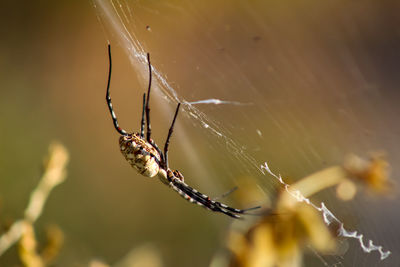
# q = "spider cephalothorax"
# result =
<box><xmin>105</xmin><ymin>44</ymin><xmax>260</xmax><ymax>218</ymax></box>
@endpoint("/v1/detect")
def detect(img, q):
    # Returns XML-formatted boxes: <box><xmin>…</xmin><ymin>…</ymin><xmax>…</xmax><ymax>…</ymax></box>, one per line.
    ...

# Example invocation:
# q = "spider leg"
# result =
<box><xmin>166</xmin><ymin>171</ymin><xmax>260</xmax><ymax>219</ymax></box>
<box><xmin>149</xmin><ymin>139</ymin><xmax>165</xmax><ymax>164</ymax></box>
<box><xmin>145</xmin><ymin>53</ymin><xmax>152</xmax><ymax>142</ymax></box>
<box><xmin>163</xmin><ymin>103</ymin><xmax>181</xmax><ymax>169</ymax></box>
<box><xmin>140</xmin><ymin>93</ymin><xmax>146</xmax><ymax>138</ymax></box>
<box><xmin>170</xmin><ymin>180</ymin><xmax>240</xmax><ymax>218</ymax></box>
<box><xmin>212</xmin><ymin>186</ymin><xmax>238</xmax><ymax>201</ymax></box>
<box><xmin>184</xmin><ymin>184</ymin><xmax>260</xmax><ymax>215</ymax></box>
<box><xmin>214</xmin><ymin>202</ymin><xmax>261</xmax><ymax>215</ymax></box>
<box><xmin>105</xmin><ymin>44</ymin><xmax>128</xmax><ymax>136</ymax></box>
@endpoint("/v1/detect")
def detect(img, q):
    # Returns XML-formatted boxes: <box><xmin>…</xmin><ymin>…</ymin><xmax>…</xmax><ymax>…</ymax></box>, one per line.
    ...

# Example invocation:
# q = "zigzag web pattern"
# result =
<box><xmin>261</xmin><ymin>161</ymin><xmax>391</xmax><ymax>260</ymax></box>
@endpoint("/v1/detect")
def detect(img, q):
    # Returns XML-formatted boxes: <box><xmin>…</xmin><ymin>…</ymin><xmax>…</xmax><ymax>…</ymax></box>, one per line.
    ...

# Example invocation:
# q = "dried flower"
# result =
<box><xmin>41</xmin><ymin>224</ymin><xmax>64</xmax><ymax>265</ymax></box>
<box><xmin>343</xmin><ymin>153</ymin><xmax>391</xmax><ymax>193</ymax></box>
<box><xmin>228</xmin><ymin>203</ymin><xmax>335</xmax><ymax>267</ymax></box>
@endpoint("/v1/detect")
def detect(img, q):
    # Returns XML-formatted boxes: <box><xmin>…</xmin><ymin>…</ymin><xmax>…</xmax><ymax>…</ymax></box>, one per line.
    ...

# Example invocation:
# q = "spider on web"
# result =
<box><xmin>105</xmin><ymin>44</ymin><xmax>260</xmax><ymax>218</ymax></box>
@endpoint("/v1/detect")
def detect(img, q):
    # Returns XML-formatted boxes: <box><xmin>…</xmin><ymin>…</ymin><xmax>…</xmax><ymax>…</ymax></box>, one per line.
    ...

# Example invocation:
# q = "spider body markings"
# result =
<box><xmin>105</xmin><ymin>44</ymin><xmax>260</xmax><ymax>218</ymax></box>
<box><xmin>119</xmin><ymin>133</ymin><xmax>161</xmax><ymax>177</ymax></box>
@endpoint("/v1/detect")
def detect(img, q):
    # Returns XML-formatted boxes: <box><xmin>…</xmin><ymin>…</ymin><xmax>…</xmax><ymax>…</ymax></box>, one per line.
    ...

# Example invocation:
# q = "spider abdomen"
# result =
<box><xmin>119</xmin><ymin>134</ymin><xmax>161</xmax><ymax>177</ymax></box>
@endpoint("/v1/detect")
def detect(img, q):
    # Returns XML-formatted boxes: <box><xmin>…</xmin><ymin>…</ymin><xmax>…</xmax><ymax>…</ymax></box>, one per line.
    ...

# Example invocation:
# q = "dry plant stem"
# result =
<box><xmin>280</xmin><ymin>166</ymin><xmax>346</xmax><ymax>208</ymax></box>
<box><xmin>0</xmin><ymin>142</ymin><xmax>69</xmax><ymax>256</ymax></box>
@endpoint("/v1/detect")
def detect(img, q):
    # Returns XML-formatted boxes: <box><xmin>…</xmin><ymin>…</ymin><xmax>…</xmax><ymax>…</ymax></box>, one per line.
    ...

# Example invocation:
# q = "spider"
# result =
<box><xmin>105</xmin><ymin>44</ymin><xmax>260</xmax><ymax>218</ymax></box>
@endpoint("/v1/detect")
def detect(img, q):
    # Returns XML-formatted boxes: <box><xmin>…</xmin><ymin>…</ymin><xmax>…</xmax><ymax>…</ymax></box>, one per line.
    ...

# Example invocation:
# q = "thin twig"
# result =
<box><xmin>0</xmin><ymin>142</ymin><xmax>69</xmax><ymax>256</ymax></box>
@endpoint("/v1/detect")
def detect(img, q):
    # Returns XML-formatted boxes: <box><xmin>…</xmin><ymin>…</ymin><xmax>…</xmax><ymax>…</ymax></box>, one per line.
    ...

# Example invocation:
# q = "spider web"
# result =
<box><xmin>93</xmin><ymin>1</ymin><xmax>398</xmax><ymax>266</ymax></box>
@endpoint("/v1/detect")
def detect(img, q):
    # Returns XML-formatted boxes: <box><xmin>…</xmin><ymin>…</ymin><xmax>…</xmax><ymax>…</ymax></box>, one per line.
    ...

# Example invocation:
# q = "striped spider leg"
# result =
<box><xmin>105</xmin><ymin>44</ymin><xmax>260</xmax><ymax>218</ymax></box>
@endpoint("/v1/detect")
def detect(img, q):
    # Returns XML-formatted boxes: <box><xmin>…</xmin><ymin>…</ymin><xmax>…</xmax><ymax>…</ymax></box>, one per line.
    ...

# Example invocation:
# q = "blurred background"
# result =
<box><xmin>0</xmin><ymin>0</ymin><xmax>399</xmax><ymax>266</ymax></box>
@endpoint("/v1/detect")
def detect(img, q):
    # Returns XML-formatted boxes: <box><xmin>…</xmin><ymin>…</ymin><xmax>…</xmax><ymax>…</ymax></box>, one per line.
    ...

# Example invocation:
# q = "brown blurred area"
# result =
<box><xmin>0</xmin><ymin>0</ymin><xmax>399</xmax><ymax>266</ymax></box>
